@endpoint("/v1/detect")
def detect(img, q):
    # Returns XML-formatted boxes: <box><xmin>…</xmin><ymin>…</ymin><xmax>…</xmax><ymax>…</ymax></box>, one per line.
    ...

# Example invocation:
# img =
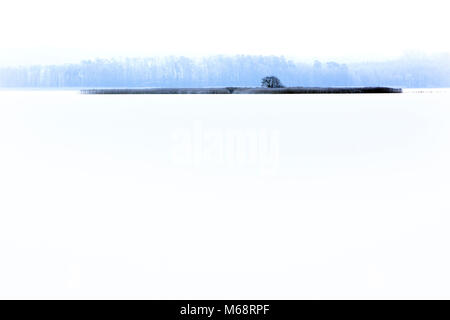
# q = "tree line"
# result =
<box><xmin>1</xmin><ymin>54</ymin><xmax>449</xmax><ymax>88</ymax></box>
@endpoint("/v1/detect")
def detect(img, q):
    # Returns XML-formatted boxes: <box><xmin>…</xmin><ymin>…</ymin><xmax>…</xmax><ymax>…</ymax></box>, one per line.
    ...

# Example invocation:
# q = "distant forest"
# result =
<box><xmin>1</xmin><ymin>54</ymin><xmax>449</xmax><ymax>88</ymax></box>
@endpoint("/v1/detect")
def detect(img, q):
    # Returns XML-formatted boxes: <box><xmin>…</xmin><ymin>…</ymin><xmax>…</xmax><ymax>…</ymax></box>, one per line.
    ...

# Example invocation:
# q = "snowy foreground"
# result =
<box><xmin>0</xmin><ymin>90</ymin><xmax>449</xmax><ymax>299</ymax></box>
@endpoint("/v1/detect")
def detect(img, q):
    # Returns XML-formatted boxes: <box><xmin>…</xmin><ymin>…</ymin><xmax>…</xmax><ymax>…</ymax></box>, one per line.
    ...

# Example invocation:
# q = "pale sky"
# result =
<box><xmin>1</xmin><ymin>0</ymin><xmax>449</xmax><ymax>65</ymax></box>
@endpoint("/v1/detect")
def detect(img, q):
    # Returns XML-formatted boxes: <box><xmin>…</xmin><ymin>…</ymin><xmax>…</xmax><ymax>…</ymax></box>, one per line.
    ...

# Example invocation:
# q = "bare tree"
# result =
<box><xmin>261</xmin><ymin>76</ymin><xmax>284</xmax><ymax>88</ymax></box>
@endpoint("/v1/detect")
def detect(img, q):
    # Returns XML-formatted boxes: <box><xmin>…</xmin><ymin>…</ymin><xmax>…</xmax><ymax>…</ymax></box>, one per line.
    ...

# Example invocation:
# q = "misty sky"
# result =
<box><xmin>1</xmin><ymin>0</ymin><xmax>449</xmax><ymax>65</ymax></box>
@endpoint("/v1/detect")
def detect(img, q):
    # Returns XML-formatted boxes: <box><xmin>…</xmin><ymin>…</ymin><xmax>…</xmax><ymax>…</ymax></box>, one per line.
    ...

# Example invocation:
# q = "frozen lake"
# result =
<box><xmin>1</xmin><ymin>90</ymin><xmax>450</xmax><ymax>299</ymax></box>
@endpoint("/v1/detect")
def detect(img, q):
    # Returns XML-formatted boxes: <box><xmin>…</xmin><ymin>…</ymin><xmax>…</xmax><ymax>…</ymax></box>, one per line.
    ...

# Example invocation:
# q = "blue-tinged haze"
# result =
<box><xmin>1</xmin><ymin>54</ymin><xmax>449</xmax><ymax>88</ymax></box>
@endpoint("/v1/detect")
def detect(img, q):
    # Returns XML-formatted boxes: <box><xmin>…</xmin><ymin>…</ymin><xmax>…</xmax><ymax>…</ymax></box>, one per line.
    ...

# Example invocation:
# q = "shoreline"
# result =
<box><xmin>81</xmin><ymin>87</ymin><xmax>402</xmax><ymax>94</ymax></box>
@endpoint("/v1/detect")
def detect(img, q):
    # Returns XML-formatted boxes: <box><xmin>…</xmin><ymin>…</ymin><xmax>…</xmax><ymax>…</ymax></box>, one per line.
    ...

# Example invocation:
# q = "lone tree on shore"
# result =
<box><xmin>261</xmin><ymin>76</ymin><xmax>284</xmax><ymax>88</ymax></box>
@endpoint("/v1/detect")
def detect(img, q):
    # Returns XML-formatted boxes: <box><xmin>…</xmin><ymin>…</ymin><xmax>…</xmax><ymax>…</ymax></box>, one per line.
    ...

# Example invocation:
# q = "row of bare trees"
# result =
<box><xmin>1</xmin><ymin>54</ymin><xmax>449</xmax><ymax>88</ymax></box>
